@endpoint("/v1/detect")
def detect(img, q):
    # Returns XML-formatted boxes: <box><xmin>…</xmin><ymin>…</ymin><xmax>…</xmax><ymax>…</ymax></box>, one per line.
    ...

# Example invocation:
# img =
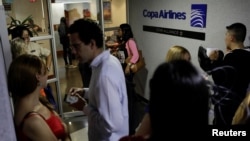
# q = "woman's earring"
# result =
<box><xmin>37</xmin><ymin>82</ymin><xmax>41</xmax><ymax>86</ymax></box>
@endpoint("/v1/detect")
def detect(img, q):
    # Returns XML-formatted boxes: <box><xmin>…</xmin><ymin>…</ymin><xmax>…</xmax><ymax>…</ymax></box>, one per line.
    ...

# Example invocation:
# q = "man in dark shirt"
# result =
<box><xmin>208</xmin><ymin>23</ymin><xmax>250</xmax><ymax>125</ymax></box>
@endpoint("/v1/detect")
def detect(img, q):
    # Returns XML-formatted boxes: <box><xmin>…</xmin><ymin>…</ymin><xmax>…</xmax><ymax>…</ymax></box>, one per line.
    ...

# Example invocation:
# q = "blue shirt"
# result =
<box><xmin>84</xmin><ymin>50</ymin><xmax>129</xmax><ymax>141</ymax></box>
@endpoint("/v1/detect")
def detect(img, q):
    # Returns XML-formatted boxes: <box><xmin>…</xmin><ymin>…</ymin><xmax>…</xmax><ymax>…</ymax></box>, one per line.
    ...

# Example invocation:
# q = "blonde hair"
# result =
<box><xmin>10</xmin><ymin>37</ymin><xmax>27</xmax><ymax>60</ymax></box>
<box><xmin>166</xmin><ymin>45</ymin><xmax>191</xmax><ymax>62</ymax></box>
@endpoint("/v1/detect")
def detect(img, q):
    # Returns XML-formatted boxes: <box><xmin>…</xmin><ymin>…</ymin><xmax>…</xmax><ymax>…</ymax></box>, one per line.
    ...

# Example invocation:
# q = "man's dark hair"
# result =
<box><xmin>60</xmin><ymin>17</ymin><xmax>66</xmax><ymax>23</ymax></box>
<box><xmin>69</xmin><ymin>19</ymin><xmax>103</xmax><ymax>48</ymax></box>
<box><xmin>226</xmin><ymin>23</ymin><xmax>246</xmax><ymax>42</ymax></box>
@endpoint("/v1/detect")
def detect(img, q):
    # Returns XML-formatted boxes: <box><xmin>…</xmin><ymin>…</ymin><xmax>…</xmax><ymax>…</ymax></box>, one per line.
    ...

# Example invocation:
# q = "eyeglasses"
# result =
<box><xmin>71</xmin><ymin>42</ymin><xmax>83</xmax><ymax>50</ymax></box>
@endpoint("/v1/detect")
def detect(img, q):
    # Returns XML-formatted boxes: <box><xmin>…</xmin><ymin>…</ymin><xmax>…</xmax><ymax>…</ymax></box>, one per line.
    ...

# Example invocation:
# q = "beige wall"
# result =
<box><xmin>8</xmin><ymin>0</ymin><xmax>49</xmax><ymax>33</ymax></box>
<box><xmin>104</xmin><ymin>0</ymin><xmax>126</xmax><ymax>28</ymax></box>
<box><xmin>52</xmin><ymin>0</ymin><xmax>127</xmax><ymax>51</ymax></box>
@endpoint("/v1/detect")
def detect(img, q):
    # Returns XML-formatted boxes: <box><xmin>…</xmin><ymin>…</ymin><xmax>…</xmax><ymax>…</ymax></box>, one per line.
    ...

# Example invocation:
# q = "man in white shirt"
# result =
<box><xmin>68</xmin><ymin>19</ymin><xmax>129</xmax><ymax>141</ymax></box>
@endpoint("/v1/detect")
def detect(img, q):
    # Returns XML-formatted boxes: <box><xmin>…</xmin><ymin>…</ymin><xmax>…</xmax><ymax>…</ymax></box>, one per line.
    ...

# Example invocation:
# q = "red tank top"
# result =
<box><xmin>16</xmin><ymin>111</ymin><xmax>67</xmax><ymax>140</ymax></box>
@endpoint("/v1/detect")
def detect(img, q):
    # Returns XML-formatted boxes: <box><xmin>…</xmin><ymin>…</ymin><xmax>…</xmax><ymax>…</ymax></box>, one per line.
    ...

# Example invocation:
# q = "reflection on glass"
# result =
<box><xmin>34</xmin><ymin>39</ymin><xmax>55</xmax><ymax>78</ymax></box>
<box><xmin>6</xmin><ymin>0</ymin><xmax>50</xmax><ymax>38</ymax></box>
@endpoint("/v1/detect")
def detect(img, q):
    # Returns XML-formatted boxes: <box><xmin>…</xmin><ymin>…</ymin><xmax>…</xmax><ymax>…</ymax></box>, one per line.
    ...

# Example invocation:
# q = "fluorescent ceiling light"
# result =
<box><xmin>55</xmin><ymin>0</ymin><xmax>90</xmax><ymax>3</ymax></box>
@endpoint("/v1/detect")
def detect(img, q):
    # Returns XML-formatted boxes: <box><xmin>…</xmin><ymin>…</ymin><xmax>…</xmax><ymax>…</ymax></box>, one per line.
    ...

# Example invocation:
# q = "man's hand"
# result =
<box><xmin>69</xmin><ymin>87</ymin><xmax>84</xmax><ymax>97</ymax></box>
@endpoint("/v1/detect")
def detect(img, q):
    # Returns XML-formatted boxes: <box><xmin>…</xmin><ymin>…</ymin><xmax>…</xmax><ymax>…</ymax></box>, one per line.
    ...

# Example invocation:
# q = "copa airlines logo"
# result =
<box><xmin>190</xmin><ymin>4</ymin><xmax>207</xmax><ymax>28</ymax></box>
<box><xmin>143</xmin><ymin>4</ymin><xmax>207</xmax><ymax>28</ymax></box>
<box><xmin>143</xmin><ymin>9</ymin><xmax>186</xmax><ymax>20</ymax></box>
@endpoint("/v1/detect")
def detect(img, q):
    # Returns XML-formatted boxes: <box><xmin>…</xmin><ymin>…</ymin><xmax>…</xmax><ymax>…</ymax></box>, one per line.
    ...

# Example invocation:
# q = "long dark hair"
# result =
<box><xmin>119</xmin><ymin>23</ymin><xmax>134</xmax><ymax>42</ymax></box>
<box><xmin>60</xmin><ymin>17</ymin><xmax>66</xmax><ymax>24</ymax></box>
<box><xmin>149</xmin><ymin>60</ymin><xmax>209</xmax><ymax>139</ymax></box>
<box><xmin>8</xmin><ymin>54</ymin><xmax>44</xmax><ymax>98</ymax></box>
<box><xmin>11</xmin><ymin>26</ymin><xmax>33</xmax><ymax>39</ymax></box>
<box><xmin>8</xmin><ymin>54</ymin><xmax>54</xmax><ymax>111</ymax></box>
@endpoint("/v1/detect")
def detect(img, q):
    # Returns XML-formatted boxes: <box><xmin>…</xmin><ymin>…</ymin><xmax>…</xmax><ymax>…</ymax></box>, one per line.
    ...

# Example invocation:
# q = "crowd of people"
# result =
<box><xmin>8</xmin><ymin>20</ymin><xmax>71</xmax><ymax>140</ymax></box>
<box><xmin>198</xmin><ymin>23</ymin><xmax>250</xmax><ymax>125</ymax></box>
<box><xmin>6</xmin><ymin>15</ymin><xmax>250</xmax><ymax>140</ymax></box>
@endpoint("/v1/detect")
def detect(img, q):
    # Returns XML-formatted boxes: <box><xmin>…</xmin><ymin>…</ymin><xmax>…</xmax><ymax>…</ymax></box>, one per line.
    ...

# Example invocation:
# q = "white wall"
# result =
<box><xmin>51</xmin><ymin>3</ymin><xmax>65</xmax><ymax>25</ymax></box>
<box><xmin>129</xmin><ymin>0</ymin><xmax>250</xmax><ymax>99</ymax></box>
<box><xmin>51</xmin><ymin>3</ymin><xmax>65</xmax><ymax>51</ymax></box>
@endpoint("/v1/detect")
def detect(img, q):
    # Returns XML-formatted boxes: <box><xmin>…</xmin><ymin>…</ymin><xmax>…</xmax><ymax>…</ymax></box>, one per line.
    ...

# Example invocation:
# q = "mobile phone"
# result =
<box><xmin>64</xmin><ymin>94</ymin><xmax>79</xmax><ymax>104</ymax></box>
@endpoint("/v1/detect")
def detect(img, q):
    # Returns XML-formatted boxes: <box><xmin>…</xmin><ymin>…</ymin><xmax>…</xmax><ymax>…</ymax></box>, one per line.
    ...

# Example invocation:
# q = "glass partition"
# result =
<box><xmin>4</xmin><ymin>0</ymin><xmax>127</xmax><ymax>118</ymax></box>
<box><xmin>103</xmin><ymin>0</ymin><xmax>127</xmax><ymax>50</ymax></box>
<box><xmin>6</xmin><ymin>0</ymin><xmax>51</xmax><ymax>37</ymax></box>
<box><xmin>5</xmin><ymin>0</ymin><xmax>63</xmax><ymax>115</ymax></box>
<box><xmin>51</xmin><ymin>0</ymin><xmax>100</xmax><ymax>118</ymax></box>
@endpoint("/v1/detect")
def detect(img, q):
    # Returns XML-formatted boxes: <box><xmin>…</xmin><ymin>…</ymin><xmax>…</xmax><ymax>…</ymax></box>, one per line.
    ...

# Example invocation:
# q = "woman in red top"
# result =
<box><xmin>7</xmin><ymin>54</ymin><xmax>71</xmax><ymax>141</ymax></box>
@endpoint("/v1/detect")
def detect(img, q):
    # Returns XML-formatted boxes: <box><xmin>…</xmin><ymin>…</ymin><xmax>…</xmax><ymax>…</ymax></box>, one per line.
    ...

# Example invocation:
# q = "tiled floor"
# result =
<box><xmin>55</xmin><ymin>55</ymin><xmax>89</xmax><ymax>140</ymax></box>
<box><xmin>65</xmin><ymin>116</ymin><xmax>89</xmax><ymax>141</ymax></box>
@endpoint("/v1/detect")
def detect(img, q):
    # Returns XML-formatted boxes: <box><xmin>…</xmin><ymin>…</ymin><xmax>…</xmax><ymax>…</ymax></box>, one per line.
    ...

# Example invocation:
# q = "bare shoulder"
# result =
<box><xmin>22</xmin><ymin>113</ymin><xmax>46</xmax><ymax>131</ymax></box>
<box><xmin>22</xmin><ymin>113</ymin><xmax>57</xmax><ymax>140</ymax></box>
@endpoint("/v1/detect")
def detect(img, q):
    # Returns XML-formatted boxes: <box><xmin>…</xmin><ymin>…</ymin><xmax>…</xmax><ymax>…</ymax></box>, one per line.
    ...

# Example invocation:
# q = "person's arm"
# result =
<box><xmin>125</xmin><ymin>39</ymin><xmax>139</xmax><ymax>74</ymax></box>
<box><xmin>69</xmin><ymin>87</ymin><xmax>89</xmax><ymax>98</ymax></box>
<box><xmin>61</xmin><ymin>123</ymin><xmax>72</xmax><ymax>141</ymax></box>
<box><xmin>127</xmin><ymin>39</ymin><xmax>139</xmax><ymax>64</ymax></box>
<box><xmin>46</xmin><ymin>53</ymin><xmax>52</xmax><ymax>71</ymax></box>
<box><xmin>36</xmin><ymin>43</ymin><xmax>52</xmax><ymax>71</ymax></box>
<box><xmin>135</xmin><ymin>113</ymin><xmax>151</xmax><ymax>139</ymax></box>
<box><xmin>22</xmin><ymin>115</ymin><xmax>58</xmax><ymax>141</ymax></box>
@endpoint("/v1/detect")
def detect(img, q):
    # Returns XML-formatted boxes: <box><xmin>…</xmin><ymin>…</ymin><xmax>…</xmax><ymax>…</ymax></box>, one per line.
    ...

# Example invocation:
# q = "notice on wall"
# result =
<box><xmin>143</xmin><ymin>25</ymin><xmax>205</xmax><ymax>41</ymax></box>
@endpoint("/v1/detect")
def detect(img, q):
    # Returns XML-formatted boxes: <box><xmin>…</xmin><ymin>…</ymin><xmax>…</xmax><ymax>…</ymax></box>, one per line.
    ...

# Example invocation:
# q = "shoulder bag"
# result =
<box><xmin>126</xmin><ymin>41</ymin><xmax>146</xmax><ymax>73</ymax></box>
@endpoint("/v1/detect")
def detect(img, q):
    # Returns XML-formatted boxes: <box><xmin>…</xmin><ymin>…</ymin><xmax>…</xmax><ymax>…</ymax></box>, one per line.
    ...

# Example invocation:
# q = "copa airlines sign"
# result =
<box><xmin>143</xmin><ymin>9</ymin><xmax>186</xmax><ymax>20</ymax></box>
<box><xmin>142</xmin><ymin>4</ymin><xmax>207</xmax><ymax>28</ymax></box>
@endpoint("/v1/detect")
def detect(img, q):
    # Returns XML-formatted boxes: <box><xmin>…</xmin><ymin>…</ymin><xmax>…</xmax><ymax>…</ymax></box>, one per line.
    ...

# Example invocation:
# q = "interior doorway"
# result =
<box><xmin>3</xmin><ymin>0</ymin><xmax>128</xmax><ymax>118</ymax></box>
